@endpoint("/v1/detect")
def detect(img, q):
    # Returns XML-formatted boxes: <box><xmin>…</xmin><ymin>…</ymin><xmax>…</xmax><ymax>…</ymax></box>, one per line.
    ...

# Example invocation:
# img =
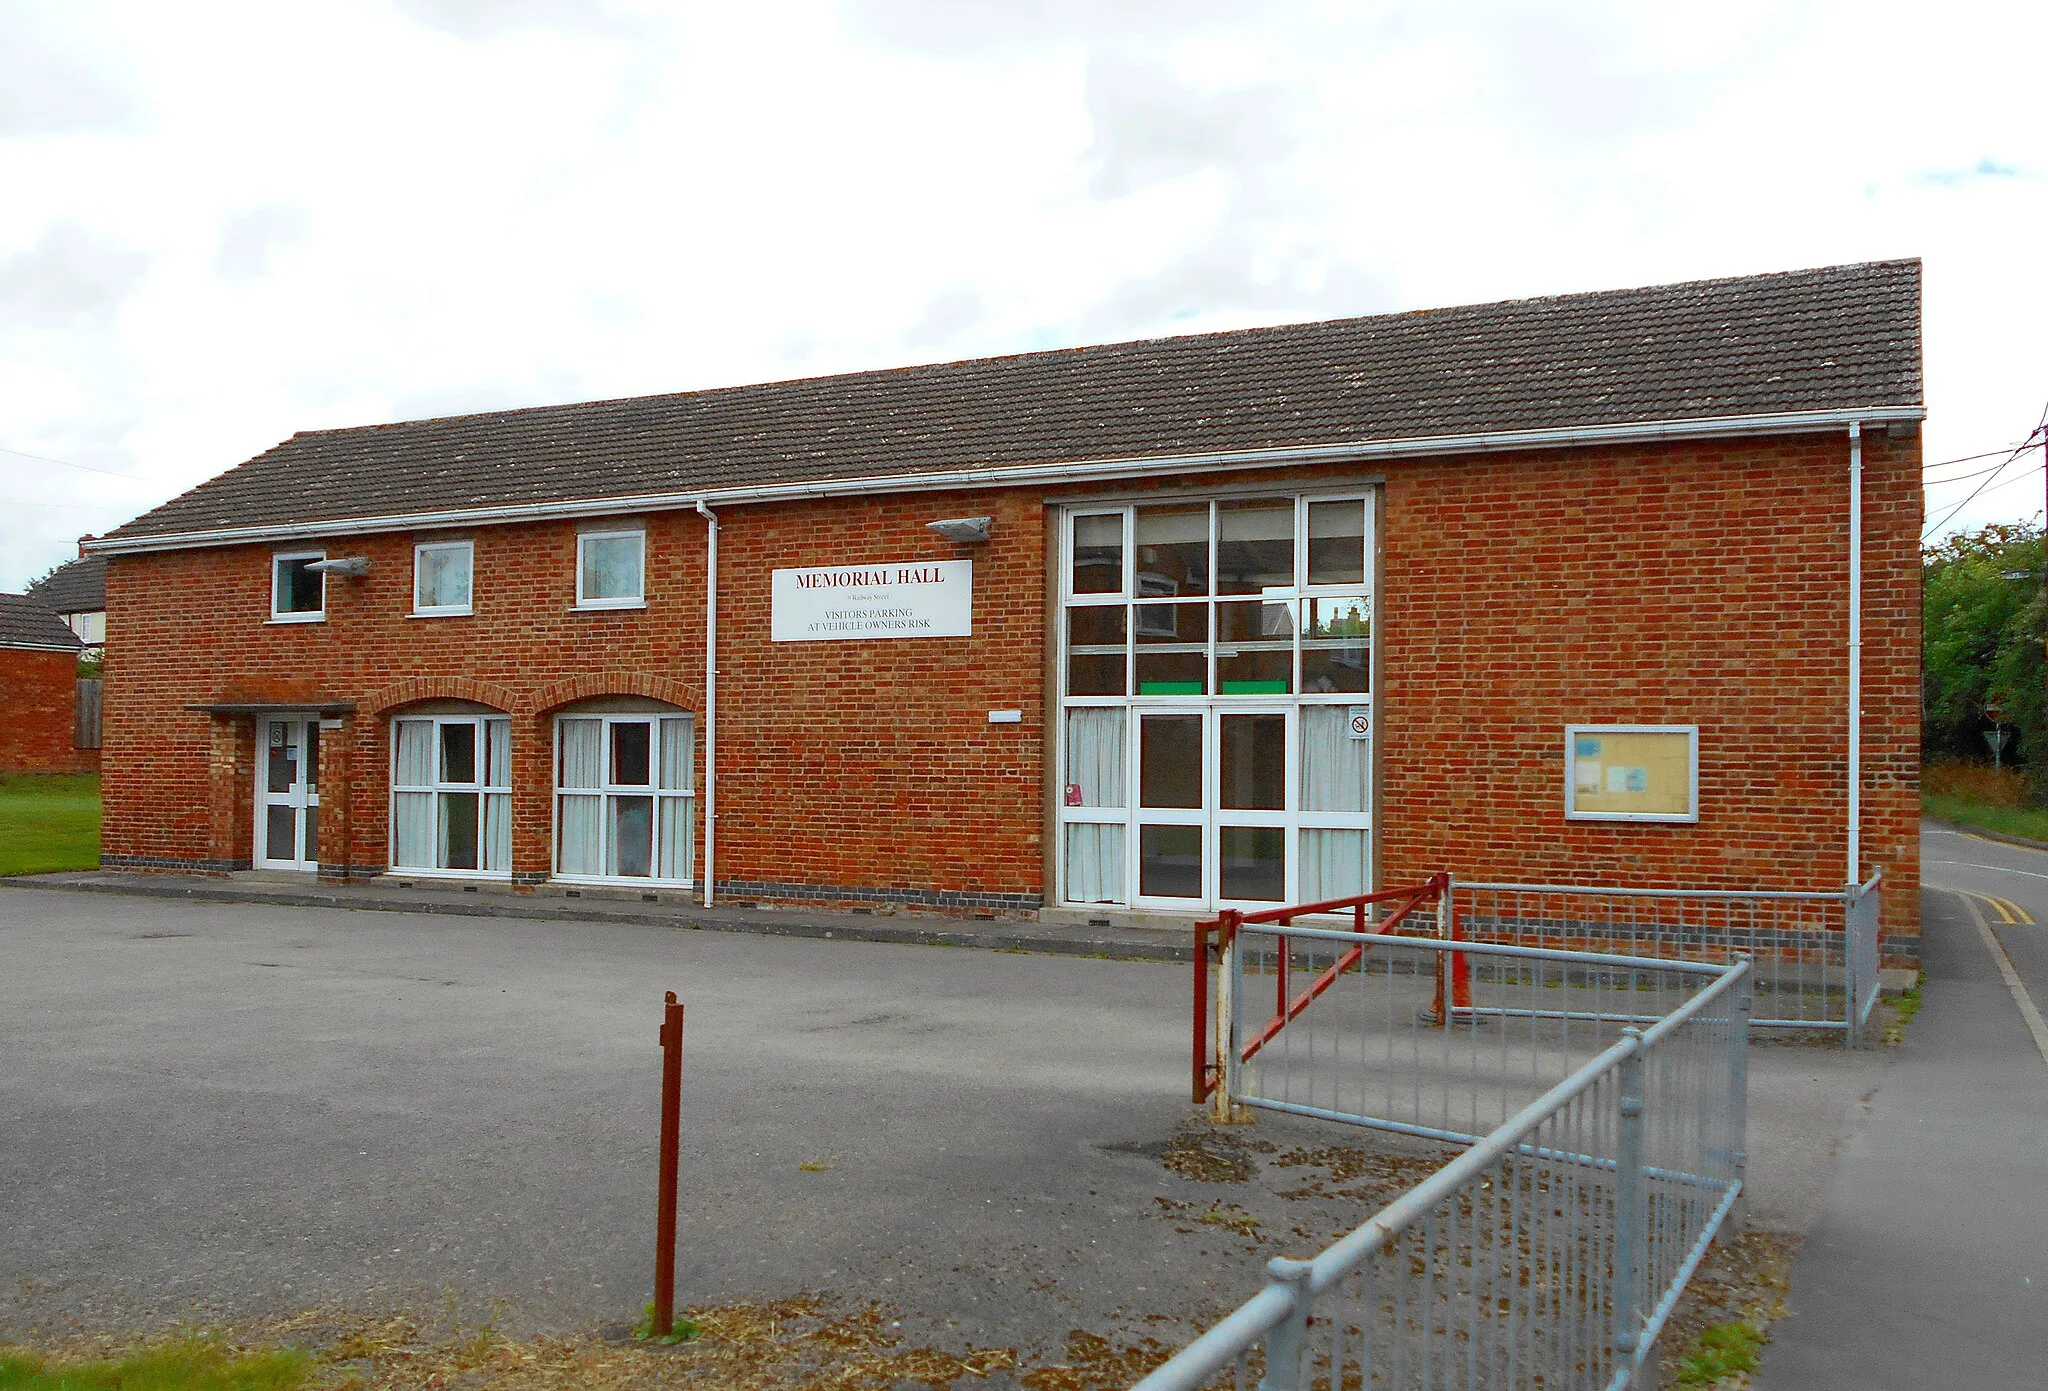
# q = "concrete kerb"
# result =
<box><xmin>0</xmin><ymin>871</ymin><xmax>1196</xmax><ymax>964</ymax></box>
<box><xmin>1923</xmin><ymin>816</ymin><xmax>2048</xmax><ymax>854</ymax></box>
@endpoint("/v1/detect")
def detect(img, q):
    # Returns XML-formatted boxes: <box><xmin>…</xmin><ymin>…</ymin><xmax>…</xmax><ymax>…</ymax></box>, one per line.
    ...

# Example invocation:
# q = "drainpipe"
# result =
<box><xmin>695</xmin><ymin>501</ymin><xmax>719</xmax><ymax>907</ymax></box>
<box><xmin>1847</xmin><ymin>422</ymin><xmax>1862</xmax><ymax>885</ymax></box>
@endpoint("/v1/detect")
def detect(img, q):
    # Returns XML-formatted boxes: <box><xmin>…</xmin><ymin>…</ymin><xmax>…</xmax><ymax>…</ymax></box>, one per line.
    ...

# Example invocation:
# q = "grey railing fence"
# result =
<box><xmin>74</xmin><ymin>677</ymin><xmax>102</xmax><ymax>750</ymax></box>
<box><xmin>1144</xmin><ymin>924</ymin><xmax>1750</xmax><ymax>1391</ymax></box>
<box><xmin>1451</xmin><ymin>874</ymin><xmax>1883</xmax><ymax>1045</ymax></box>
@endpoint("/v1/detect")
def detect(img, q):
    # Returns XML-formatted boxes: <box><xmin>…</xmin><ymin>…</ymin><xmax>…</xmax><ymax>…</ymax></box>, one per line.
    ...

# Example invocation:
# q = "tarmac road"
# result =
<box><xmin>1755</xmin><ymin>824</ymin><xmax>2048</xmax><ymax>1388</ymax></box>
<box><xmin>0</xmin><ymin>884</ymin><xmax>1888</xmax><ymax>1368</ymax></box>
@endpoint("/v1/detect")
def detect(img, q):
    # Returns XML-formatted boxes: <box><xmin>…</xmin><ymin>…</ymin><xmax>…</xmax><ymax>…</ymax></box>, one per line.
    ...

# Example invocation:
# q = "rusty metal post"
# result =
<box><xmin>652</xmin><ymin>991</ymin><xmax>685</xmax><ymax>1337</ymax></box>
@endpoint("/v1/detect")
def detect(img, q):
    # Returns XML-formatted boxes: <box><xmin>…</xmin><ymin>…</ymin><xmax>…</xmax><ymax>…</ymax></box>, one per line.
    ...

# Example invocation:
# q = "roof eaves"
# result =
<box><xmin>87</xmin><ymin>403</ymin><xmax>1926</xmax><ymax>557</ymax></box>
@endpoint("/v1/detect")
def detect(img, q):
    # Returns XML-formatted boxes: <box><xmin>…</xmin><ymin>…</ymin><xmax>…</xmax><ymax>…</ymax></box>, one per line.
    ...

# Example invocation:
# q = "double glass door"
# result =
<box><xmin>1135</xmin><ymin>706</ymin><xmax>1291</xmax><ymax>906</ymax></box>
<box><xmin>256</xmin><ymin>716</ymin><xmax>320</xmax><ymax>870</ymax></box>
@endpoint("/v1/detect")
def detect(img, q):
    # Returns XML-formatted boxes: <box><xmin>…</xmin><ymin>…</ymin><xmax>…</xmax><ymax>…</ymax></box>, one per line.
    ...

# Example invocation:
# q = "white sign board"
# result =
<box><xmin>771</xmin><ymin>559</ymin><xmax>973</xmax><ymax>642</ymax></box>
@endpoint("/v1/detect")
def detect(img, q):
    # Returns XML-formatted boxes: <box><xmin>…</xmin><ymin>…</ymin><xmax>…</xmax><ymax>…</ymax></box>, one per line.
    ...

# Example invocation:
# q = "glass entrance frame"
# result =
<box><xmin>553</xmin><ymin>713</ymin><xmax>696</xmax><ymax>886</ymax></box>
<box><xmin>1056</xmin><ymin>491</ymin><xmax>1376</xmax><ymax>911</ymax></box>
<box><xmin>255</xmin><ymin>715</ymin><xmax>321</xmax><ymax>871</ymax></box>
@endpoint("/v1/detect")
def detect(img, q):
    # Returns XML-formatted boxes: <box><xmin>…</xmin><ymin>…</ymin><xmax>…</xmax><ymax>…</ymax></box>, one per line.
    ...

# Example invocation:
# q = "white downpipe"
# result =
<box><xmin>695</xmin><ymin>501</ymin><xmax>719</xmax><ymax>907</ymax></box>
<box><xmin>1847</xmin><ymin>423</ymin><xmax>1862</xmax><ymax>885</ymax></box>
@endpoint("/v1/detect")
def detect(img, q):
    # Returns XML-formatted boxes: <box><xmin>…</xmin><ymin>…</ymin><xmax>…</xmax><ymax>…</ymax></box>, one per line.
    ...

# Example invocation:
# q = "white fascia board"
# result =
<box><xmin>86</xmin><ymin>404</ymin><xmax>1927</xmax><ymax>556</ymax></box>
<box><xmin>1</xmin><ymin>641</ymin><xmax>87</xmax><ymax>653</ymax></box>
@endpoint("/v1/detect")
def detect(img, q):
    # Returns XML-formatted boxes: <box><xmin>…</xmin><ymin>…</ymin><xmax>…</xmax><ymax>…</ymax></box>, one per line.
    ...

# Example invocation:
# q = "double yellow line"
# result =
<box><xmin>1959</xmin><ymin>891</ymin><xmax>2035</xmax><ymax>925</ymax></box>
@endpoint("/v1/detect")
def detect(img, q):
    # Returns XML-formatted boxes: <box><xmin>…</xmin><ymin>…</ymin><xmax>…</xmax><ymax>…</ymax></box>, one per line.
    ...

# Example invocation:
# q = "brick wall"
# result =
<box><xmin>99</xmin><ymin>429</ymin><xmax>1920</xmax><ymax>946</ymax></box>
<box><xmin>1371</xmin><ymin>431</ymin><xmax>1921</xmax><ymax>954</ymax></box>
<box><xmin>0</xmin><ymin>647</ymin><xmax>95</xmax><ymax>775</ymax></box>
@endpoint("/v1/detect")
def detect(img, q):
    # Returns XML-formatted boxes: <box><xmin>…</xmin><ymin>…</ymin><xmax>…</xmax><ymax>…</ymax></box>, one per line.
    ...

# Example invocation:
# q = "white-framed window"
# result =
<box><xmin>576</xmin><ymin>529</ymin><xmax>646</xmax><ymax>609</ymax></box>
<box><xmin>554</xmin><ymin>713</ymin><xmax>695</xmax><ymax>883</ymax></box>
<box><xmin>1056</xmin><ymin>492</ymin><xmax>1375</xmax><ymax>910</ymax></box>
<box><xmin>270</xmin><ymin>550</ymin><xmax>326</xmax><ymax>621</ymax></box>
<box><xmin>390</xmin><ymin>716</ymin><xmax>512</xmax><ymax>875</ymax></box>
<box><xmin>412</xmin><ymin>541</ymin><xmax>474</xmax><ymax>616</ymax></box>
<box><xmin>1565</xmin><ymin>725</ymin><xmax>1700</xmax><ymax>824</ymax></box>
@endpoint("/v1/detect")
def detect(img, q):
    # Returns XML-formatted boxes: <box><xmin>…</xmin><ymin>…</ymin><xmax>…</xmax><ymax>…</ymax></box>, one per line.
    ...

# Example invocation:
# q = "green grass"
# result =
<box><xmin>1674</xmin><ymin>1321</ymin><xmax>1765</xmax><ymax>1385</ymax></box>
<box><xmin>0</xmin><ymin>1342</ymin><xmax>311</xmax><ymax>1391</ymax></box>
<box><xmin>1922</xmin><ymin>790</ymin><xmax>2048</xmax><ymax>844</ymax></box>
<box><xmin>0</xmin><ymin>773</ymin><xmax>100</xmax><ymax>876</ymax></box>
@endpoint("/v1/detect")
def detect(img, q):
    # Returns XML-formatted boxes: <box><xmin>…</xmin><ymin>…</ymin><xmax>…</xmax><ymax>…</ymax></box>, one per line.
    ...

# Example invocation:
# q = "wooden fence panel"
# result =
<box><xmin>75</xmin><ymin>678</ymin><xmax>102</xmax><ymax>750</ymax></box>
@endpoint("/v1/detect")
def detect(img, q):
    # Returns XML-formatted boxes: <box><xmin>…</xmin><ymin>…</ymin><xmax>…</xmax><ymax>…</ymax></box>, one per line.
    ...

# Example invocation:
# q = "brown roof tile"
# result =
<box><xmin>104</xmin><ymin>259</ymin><xmax>1922</xmax><ymax>544</ymax></box>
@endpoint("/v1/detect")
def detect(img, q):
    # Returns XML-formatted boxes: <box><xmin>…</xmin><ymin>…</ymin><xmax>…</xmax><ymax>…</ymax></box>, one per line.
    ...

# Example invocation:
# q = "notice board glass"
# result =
<box><xmin>1565</xmin><ymin>725</ymin><xmax>1698</xmax><ymax>823</ymax></box>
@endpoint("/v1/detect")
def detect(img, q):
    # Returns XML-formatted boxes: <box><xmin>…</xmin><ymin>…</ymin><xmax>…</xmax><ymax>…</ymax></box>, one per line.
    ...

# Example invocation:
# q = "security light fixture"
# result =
<box><xmin>927</xmin><ymin>516</ymin><xmax>993</xmax><ymax>544</ymax></box>
<box><xmin>307</xmin><ymin>557</ymin><xmax>370</xmax><ymax>576</ymax></box>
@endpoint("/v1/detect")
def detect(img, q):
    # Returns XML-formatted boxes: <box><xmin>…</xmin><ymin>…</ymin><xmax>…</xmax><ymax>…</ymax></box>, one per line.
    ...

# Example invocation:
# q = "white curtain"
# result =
<box><xmin>484</xmin><ymin>793</ymin><xmax>512</xmax><ymax>871</ymax></box>
<box><xmin>1300</xmin><ymin>707</ymin><xmax>1369</xmax><ymax>812</ymax></box>
<box><xmin>486</xmin><ymin>719</ymin><xmax>511</xmax><ymax>789</ymax></box>
<box><xmin>582</xmin><ymin>534</ymin><xmax>643</xmax><ymax>600</ymax></box>
<box><xmin>1064</xmin><ymin>824</ymin><xmax>1126</xmax><ymax>904</ymax></box>
<box><xmin>559</xmin><ymin>718</ymin><xmax>602</xmax><ymax>789</ymax></box>
<box><xmin>659</xmin><ymin>716</ymin><xmax>693</xmax><ymax>790</ymax></box>
<box><xmin>1300</xmin><ymin>829</ymin><xmax>1367</xmax><ymax>901</ymax></box>
<box><xmin>1064</xmin><ymin>708</ymin><xmax>1126</xmax><ymax>806</ymax></box>
<box><xmin>659</xmin><ymin>797</ymin><xmax>694</xmax><ymax>880</ymax></box>
<box><xmin>559</xmin><ymin>795</ymin><xmax>602</xmax><ymax>874</ymax></box>
<box><xmin>392</xmin><ymin>791</ymin><xmax>434</xmax><ymax>867</ymax></box>
<box><xmin>394</xmin><ymin>720</ymin><xmax>434</xmax><ymax>787</ymax></box>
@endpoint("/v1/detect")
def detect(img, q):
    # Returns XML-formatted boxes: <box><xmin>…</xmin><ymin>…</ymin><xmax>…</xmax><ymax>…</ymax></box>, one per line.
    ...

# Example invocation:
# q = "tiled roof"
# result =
<box><xmin>25</xmin><ymin>555</ymin><xmax>106</xmax><ymax>615</ymax></box>
<box><xmin>0</xmin><ymin>593</ymin><xmax>85</xmax><ymax>651</ymax></box>
<box><xmin>104</xmin><ymin>259</ymin><xmax>1921</xmax><ymax>544</ymax></box>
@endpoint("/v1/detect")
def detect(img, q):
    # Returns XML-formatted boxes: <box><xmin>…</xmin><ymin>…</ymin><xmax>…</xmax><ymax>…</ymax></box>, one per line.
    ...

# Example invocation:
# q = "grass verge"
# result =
<box><xmin>0</xmin><ymin>1340</ymin><xmax>311</xmax><ymax>1390</ymax></box>
<box><xmin>1923</xmin><ymin>791</ymin><xmax>2048</xmax><ymax>843</ymax></box>
<box><xmin>0</xmin><ymin>1295</ymin><xmax>1177</xmax><ymax>1391</ymax></box>
<box><xmin>1655</xmin><ymin>1230</ymin><xmax>1795</xmax><ymax>1389</ymax></box>
<box><xmin>0</xmin><ymin>772</ymin><xmax>100</xmax><ymax>876</ymax></box>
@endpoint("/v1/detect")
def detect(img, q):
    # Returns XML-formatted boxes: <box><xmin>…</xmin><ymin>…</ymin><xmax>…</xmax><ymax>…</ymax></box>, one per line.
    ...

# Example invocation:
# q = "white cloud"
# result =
<box><xmin>0</xmin><ymin>0</ymin><xmax>2044</xmax><ymax>587</ymax></box>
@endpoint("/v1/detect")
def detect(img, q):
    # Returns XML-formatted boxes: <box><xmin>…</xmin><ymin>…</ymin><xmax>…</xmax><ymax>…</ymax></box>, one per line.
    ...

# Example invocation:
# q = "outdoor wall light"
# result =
<box><xmin>926</xmin><ymin>516</ymin><xmax>994</xmax><ymax>544</ymax></box>
<box><xmin>306</xmin><ymin>557</ymin><xmax>371</xmax><ymax>576</ymax></box>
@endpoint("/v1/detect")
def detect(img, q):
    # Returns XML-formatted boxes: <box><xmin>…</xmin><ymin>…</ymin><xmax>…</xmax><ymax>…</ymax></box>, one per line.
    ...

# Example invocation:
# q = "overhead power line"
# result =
<box><xmin>0</xmin><ymin>444</ymin><xmax>150</xmax><ymax>481</ymax></box>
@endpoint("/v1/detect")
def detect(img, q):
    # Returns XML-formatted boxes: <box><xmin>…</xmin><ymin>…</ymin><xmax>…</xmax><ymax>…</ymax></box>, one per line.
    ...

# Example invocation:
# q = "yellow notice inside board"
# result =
<box><xmin>1566</xmin><ymin>726</ymin><xmax>1697</xmax><ymax>821</ymax></box>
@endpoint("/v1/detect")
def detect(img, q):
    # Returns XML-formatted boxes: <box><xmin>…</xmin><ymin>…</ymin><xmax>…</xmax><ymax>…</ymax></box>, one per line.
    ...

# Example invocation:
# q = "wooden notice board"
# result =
<box><xmin>1566</xmin><ymin>726</ymin><xmax>1698</xmax><ymax>822</ymax></box>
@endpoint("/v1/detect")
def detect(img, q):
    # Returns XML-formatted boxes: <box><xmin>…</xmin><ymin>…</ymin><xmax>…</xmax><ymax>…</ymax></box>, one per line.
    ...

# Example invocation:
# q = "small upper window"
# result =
<box><xmin>578</xmin><ymin>530</ymin><xmax>646</xmax><ymax>608</ymax></box>
<box><xmin>272</xmin><ymin>552</ymin><xmax>325</xmax><ymax>620</ymax></box>
<box><xmin>413</xmin><ymin>541</ymin><xmax>474</xmax><ymax>616</ymax></box>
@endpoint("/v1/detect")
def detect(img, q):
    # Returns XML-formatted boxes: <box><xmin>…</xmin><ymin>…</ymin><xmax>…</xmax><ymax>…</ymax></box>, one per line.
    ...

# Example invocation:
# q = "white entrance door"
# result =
<box><xmin>1131</xmin><ymin>705</ymin><xmax>1296</xmax><ymax>910</ymax></box>
<box><xmin>255</xmin><ymin>716</ymin><xmax>321</xmax><ymax>871</ymax></box>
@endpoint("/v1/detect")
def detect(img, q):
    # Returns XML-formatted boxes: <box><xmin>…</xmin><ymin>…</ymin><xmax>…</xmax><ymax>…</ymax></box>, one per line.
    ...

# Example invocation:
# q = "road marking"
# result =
<box><xmin>1927</xmin><ymin>859</ymin><xmax>2048</xmax><ymax>889</ymax></box>
<box><xmin>1998</xmin><ymin>896</ymin><xmax>2035</xmax><ymax>925</ymax></box>
<box><xmin>1926</xmin><ymin>825</ymin><xmax>2048</xmax><ymax>853</ymax></box>
<box><xmin>1954</xmin><ymin>890</ymin><xmax>2048</xmax><ymax>1068</ymax></box>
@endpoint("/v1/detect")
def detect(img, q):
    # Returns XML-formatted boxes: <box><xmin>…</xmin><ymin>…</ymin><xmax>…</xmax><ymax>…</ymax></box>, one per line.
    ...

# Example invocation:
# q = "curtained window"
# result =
<box><xmin>555</xmin><ymin>713</ymin><xmax>695</xmax><ymax>883</ymax></box>
<box><xmin>391</xmin><ymin>715</ymin><xmax>512</xmax><ymax>875</ymax></box>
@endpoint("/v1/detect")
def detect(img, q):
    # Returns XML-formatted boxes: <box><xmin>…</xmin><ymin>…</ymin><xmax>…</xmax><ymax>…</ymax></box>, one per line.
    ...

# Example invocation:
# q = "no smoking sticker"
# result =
<box><xmin>1348</xmin><ymin>707</ymin><xmax>1371</xmax><ymax>740</ymax></box>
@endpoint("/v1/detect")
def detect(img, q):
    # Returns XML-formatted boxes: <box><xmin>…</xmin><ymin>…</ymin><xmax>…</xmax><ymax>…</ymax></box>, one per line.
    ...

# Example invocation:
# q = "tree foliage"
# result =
<box><xmin>1923</xmin><ymin>521</ymin><xmax>2045</xmax><ymax>775</ymax></box>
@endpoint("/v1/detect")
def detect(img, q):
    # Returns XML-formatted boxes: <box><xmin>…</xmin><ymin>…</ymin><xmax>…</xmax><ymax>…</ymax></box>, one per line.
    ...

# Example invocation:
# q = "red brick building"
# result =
<box><xmin>87</xmin><ymin>262</ymin><xmax>1925</xmax><ymax>947</ymax></box>
<box><xmin>0</xmin><ymin>593</ymin><xmax>90</xmax><ymax>775</ymax></box>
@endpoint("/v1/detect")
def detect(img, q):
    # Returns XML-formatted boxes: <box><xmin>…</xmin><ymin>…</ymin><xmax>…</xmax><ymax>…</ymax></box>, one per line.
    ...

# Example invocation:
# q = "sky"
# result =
<box><xmin>2</xmin><ymin>0</ymin><xmax>2044</xmax><ymax>589</ymax></box>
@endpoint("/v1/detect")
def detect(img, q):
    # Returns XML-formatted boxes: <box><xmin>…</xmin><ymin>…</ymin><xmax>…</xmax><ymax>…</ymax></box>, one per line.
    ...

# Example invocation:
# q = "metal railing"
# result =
<box><xmin>1451</xmin><ymin>873</ymin><xmax>1883</xmax><ymax>1044</ymax></box>
<box><xmin>1140</xmin><ymin>931</ymin><xmax>1751</xmax><ymax>1391</ymax></box>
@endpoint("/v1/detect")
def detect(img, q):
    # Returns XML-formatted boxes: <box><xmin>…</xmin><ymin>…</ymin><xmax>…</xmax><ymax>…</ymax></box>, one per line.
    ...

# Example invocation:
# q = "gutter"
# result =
<box><xmin>84</xmin><ymin>404</ymin><xmax>1926</xmax><ymax>557</ymax></box>
<box><xmin>694</xmin><ymin>501</ymin><xmax>719</xmax><ymax>908</ymax></box>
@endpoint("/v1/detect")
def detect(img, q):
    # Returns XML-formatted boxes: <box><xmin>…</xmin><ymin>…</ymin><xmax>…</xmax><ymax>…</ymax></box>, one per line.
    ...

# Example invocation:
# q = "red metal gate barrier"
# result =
<box><xmin>1193</xmin><ymin>874</ymin><xmax>1467</xmax><ymax>1104</ymax></box>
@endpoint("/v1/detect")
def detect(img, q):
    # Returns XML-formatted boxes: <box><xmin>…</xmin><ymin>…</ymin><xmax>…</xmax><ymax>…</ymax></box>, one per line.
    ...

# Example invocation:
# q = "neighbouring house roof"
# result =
<box><xmin>97</xmin><ymin>259</ymin><xmax>1923</xmax><ymax>551</ymax></box>
<box><xmin>0</xmin><ymin>593</ymin><xmax>86</xmax><ymax>652</ymax></box>
<box><xmin>25</xmin><ymin>554</ymin><xmax>106</xmax><ymax>615</ymax></box>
